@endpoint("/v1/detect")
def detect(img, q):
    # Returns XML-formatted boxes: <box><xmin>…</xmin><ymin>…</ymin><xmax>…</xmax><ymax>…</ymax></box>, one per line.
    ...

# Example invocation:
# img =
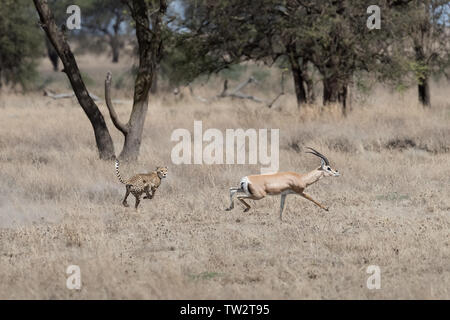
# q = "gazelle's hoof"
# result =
<box><xmin>122</xmin><ymin>202</ymin><xmax>129</xmax><ymax>207</ymax></box>
<box><xmin>243</xmin><ymin>208</ymin><xmax>250</xmax><ymax>212</ymax></box>
<box><xmin>225</xmin><ymin>207</ymin><xmax>232</xmax><ymax>211</ymax></box>
<box><xmin>324</xmin><ymin>207</ymin><xmax>329</xmax><ymax>212</ymax></box>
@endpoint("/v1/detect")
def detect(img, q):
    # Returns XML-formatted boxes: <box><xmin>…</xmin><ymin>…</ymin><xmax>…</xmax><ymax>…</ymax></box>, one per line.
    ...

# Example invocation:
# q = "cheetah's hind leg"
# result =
<box><xmin>134</xmin><ymin>193</ymin><xmax>141</xmax><ymax>210</ymax></box>
<box><xmin>122</xmin><ymin>185</ymin><xmax>131</xmax><ymax>207</ymax></box>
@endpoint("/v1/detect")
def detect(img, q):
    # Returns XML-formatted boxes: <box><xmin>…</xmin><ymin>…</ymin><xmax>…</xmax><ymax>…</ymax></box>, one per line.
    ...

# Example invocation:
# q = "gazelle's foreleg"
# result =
<box><xmin>225</xmin><ymin>187</ymin><xmax>240</xmax><ymax>211</ymax></box>
<box><xmin>300</xmin><ymin>192</ymin><xmax>329</xmax><ymax>211</ymax></box>
<box><xmin>238</xmin><ymin>196</ymin><xmax>251</xmax><ymax>212</ymax></box>
<box><xmin>280</xmin><ymin>193</ymin><xmax>287</xmax><ymax>220</ymax></box>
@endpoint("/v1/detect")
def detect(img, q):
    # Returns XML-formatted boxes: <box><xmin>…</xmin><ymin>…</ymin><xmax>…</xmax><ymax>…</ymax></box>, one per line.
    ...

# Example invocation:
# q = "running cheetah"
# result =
<box><xmin>115</xmin><ymin>159</ymin><xmax>168</xmax><ymax>209</ymax></box>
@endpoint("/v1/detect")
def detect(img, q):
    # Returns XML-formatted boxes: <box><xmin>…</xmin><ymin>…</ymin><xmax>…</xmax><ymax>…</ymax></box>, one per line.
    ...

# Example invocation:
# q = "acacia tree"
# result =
<box><xmin>353</xmin><ymin>0</ymin><xmax>449</xmax><ymax>108</ymax></box>
<box><xmin>0</xmin><ymin>0</ymin><xmax>42</xmax><ymax>89</ymax></box>
<box><xmin>33</xmin><ymin>0</ymin><xmax>167</xmax><ymax>160</ymax></box>
<box><xmin>105</xmin><ymin>0</ymin><xmax>167</xmax><ymax>159</ymax></box>
<box><xmin>405</xmin><ymin>0</ymin><xmax>449</xmax><ymax>106</ymax></box>
<box><xmin>174</xmin><ymin>0</ymin><xmax>378</xmax><ymax>110</ymax></box>
<box><xmin>79</xmin><ymin>0</ymin><xmax>129</xmax><ymax>63</ymax></box>
<box><xmin>290</xmin><ymin>1</ymin><xmax>405</xmax><ymax>111</ymax></box>
<box><xmin>176</xmin><ymin>0</ymin><xmax>424</xmax><ymax>113</ymax></box>
<box><xmin>172</xmin><ymin>0</ymin><xmax>314</xmax><ymax>107</ymax></box>
<box><xmin>282</xmin><ymin>0</ymin><xmax>448</xmax><ymax>110</ymax></box>
<box><xmin>47</xmin><ymin>0</ymin><xmax>130</xmax><ymax>63</ymax></box>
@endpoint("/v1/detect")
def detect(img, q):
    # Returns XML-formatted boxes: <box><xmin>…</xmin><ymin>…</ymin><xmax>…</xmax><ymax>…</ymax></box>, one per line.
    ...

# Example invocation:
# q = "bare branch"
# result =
<box><xmin>227</xmin><ymin>91</ymin><xmax>263</xmax><ymax>103</ymax></box>
<box><xmin>229</xmin><ymin>76</ymin><xmax>257</xmax><ymax>95</ymax></box>
<box><xmin>218</xmin><ymin>79</ymin><xmax>228</xmax><ymax>97</ymax></box>
<box><xmin>267</xmin><ymin>69</ymin><xmax>286</xmax><ymax>108</ymax></box>
<box><xmin>105</xmin><ymin>72</ymin><xmax>128</xmax><ymax>134</ymax></box>
<box><xmin>188</xmin><ymin>76</ymin><xmax>286</xmax><ymax>107</ymax></box>
<box><xmin>267</xmin><ymin>92</ymin><xmax>284</xmax><ymax>108</ymax></box>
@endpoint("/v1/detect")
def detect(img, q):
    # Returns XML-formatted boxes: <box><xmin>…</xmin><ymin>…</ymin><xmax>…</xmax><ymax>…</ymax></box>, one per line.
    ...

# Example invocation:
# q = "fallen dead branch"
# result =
<box><xmin>43</xmin><ymin>89</ymin><xmax>129</xmax><ymax>104</ymax></box>
<box><xmin>43</xmin><ymin>89</ymin><xmax>75</xmax><ymax>100</ymax></box>
<box><xmin>44</xmin><ymin>89</ymin><xmax>100</xmax><ymax>101</ymax></box>
<box><xmin>188</xmin><ymin>73</ymin><xmax>286</xmax><ymax>108</ymax></box>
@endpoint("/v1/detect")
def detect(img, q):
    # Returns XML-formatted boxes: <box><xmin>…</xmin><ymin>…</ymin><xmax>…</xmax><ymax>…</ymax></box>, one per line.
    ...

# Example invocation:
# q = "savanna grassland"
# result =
<box><xmin>0</xmin><ymin>54</ymin><xmax>449</xmax><ymax>299</ymax></box>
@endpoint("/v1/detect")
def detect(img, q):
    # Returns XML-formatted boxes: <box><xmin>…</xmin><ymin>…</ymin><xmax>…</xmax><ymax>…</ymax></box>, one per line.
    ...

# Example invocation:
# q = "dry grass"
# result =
<box><xmin>0</xmin><ymin>55</ymin><xmax>449</xmax><ymax>299</ymax></box>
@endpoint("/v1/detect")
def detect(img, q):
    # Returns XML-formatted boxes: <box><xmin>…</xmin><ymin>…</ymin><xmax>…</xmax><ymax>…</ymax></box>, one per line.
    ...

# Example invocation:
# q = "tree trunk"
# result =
<box><xmin>150</xmin><ymin>65</ymin><xmax>158</xmax><ymax>94</ymax></box>
<box><xmin>45</xmin><ymin>37</ymin><xmax>59</xmax><ymax>71</ymax></box>
<box><xmin>322</xmin><ymin>77</ymin><xmax>340</xmax><ymax>104</ymax></box>
<box><xmin>338</xmin><ymin>84</ymin><xmax>348</xmax><ymax>116</ymax></box>
<box><xmin>414</xmin><ymin>43</ymin><xmax>431</xmax><ymax>107</ymax></box>
<box><xmin>120</xmin><ymin>0</ymin><xmax>166</xmax><ymax>160</ymax></box>
<box><xmin>288</xmin><ymin>52</ymin><xmax>307</xmax><ymax>108</ymax></box>
<box><xmin>119</xmin><ymin>98</ymin><xmax>149</xmax><ymax>158</ymax></box>
<box><xmin>33</xmin><ymin>0</ymin><xmax>115</xmax><ymax>160</ymax></box>
<box><xmin>105</xmin><ymin>0</ymin><xmax>167</xmax><ymax>161</ymax></box>
<box><xmin>110</xmin><ymin>37</ymin><xmax>120</xmax><ymax>63</ymax></box>
<box><xmin>304</xmin><ymin>73</ymin><xmax>315</xmax><ymax>104</ymax></box>
<box><xmin>110</xmin><ymin>12</ymin><xmax>122</xmax><ymax>63</ymax></box>
<box><xmin>418</xmin><ymin>76</ymin><xmax>430</xmax><ymax>107</ymax></box>
<box><xmin>323</xmin><ymin>77</ymin><xmax>349</xmax><ymax>115</ymax></box>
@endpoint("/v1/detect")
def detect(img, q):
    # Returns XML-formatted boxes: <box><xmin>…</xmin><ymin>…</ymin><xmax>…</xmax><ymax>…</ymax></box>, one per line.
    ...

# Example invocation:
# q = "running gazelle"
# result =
<box><xmin>225</xmin><ymin>147</ymin><xmax>340</xmax><ymax>220</ymax></box>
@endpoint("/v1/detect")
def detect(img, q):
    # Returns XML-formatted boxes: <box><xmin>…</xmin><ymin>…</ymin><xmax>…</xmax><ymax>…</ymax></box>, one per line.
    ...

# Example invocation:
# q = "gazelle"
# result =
<box><xmin>225</xmin><ymin>147</ymin><xmax>340</xmax><ymax>220</ymax></box>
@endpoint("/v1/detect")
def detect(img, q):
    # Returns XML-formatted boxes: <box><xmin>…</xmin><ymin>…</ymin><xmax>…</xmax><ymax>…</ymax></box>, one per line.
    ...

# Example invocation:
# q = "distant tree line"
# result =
<box><xmin>170</xmin><ymin>0</ymin><xmax>449</xmax><ymax>109</ymax></box>
<box><xmin>2</xmin><ymin>0</ymin><xmax>448</xmax><ymax>107</ymax></box>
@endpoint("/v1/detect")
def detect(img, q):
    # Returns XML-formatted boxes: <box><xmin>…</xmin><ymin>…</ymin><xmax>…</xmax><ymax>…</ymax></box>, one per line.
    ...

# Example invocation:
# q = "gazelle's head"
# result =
<box><xmin>156</xmin><ymin>166</ymin><xmax>168</xmax><ymax>179</ymax></box>
<box><xmin>305</xmin><ymin>147</ymin><xmax>340</xmax><ymax>177</ymax></box>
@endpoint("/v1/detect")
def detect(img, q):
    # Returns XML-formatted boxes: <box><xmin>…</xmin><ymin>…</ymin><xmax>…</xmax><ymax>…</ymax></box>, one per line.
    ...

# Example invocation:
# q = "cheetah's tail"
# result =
<box><xmin>115</xmin><ymin>159</ymin><xmax>126</xmax><ymax>184</ymax></box>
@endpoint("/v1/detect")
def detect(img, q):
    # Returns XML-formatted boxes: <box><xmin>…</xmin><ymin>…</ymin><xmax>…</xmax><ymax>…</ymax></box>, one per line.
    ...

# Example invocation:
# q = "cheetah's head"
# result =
<box><xmin>156</xmin><ymin>166</ymin><xmax>168</xmax><ymax>179</ymax></box>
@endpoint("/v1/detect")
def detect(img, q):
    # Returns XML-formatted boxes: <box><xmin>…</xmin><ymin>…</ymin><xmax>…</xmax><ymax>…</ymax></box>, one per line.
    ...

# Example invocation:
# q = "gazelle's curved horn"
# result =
<box><xmin>305</xmin><ymin>147</ymin><xmax>330</xmax><ymax>166</ymax></box>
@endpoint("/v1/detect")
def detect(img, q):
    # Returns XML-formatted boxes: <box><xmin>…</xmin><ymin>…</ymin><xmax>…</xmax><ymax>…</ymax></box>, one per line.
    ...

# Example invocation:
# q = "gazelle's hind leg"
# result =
<box><xmin>225</xmin><ymin>187</ymin><xmax>240</xmax><ymax>211</ymax></box>
<box><xmin>238</xmin><ymin>196</ymin><xmax>251</xmax><ymax>212</ymax></box>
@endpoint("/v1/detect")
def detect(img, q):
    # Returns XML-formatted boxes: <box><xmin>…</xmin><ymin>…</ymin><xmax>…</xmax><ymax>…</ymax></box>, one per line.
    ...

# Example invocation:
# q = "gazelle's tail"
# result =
<box><xmin>239</xmin><ymin>176</ymin><xmax>252</xmax><ymax>196</ymax></box>
<box><xmin>115</xmin><ymin>159</ymin><xmax>126</xmax><ymax>184</ymax></box>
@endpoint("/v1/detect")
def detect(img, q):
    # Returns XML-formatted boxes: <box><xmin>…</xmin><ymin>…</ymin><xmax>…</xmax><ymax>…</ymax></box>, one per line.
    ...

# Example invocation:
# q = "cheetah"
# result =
<box><xmin>115</xmin><ymin>159</ymin><xmax>168</xmax><ymax>209</ymax></box>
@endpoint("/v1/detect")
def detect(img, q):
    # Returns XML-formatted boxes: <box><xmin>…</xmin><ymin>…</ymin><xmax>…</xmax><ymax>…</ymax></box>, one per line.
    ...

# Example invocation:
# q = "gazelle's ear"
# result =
<box><xmin>320</xmin><ymin>159</ymin><xmax>326</xmax><ymax>168</ymax></box>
